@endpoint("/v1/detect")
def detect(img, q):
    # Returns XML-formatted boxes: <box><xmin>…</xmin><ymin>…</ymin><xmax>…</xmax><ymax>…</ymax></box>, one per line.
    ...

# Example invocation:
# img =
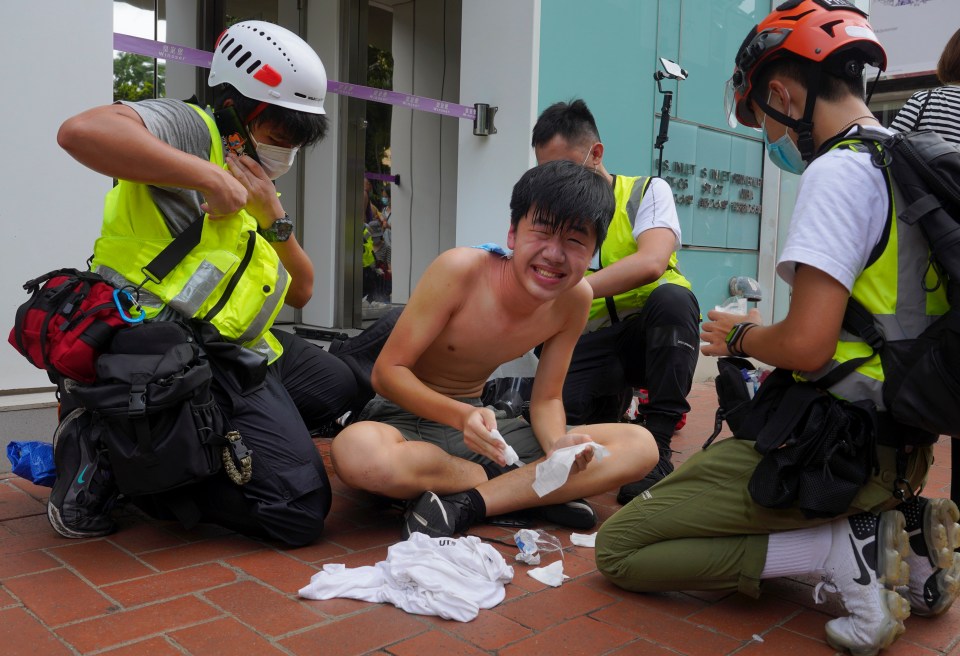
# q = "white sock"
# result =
<box><xmin>761</xmin><ymin>523</ymin><xmax>833</xmax><ymax>579</ymax></box>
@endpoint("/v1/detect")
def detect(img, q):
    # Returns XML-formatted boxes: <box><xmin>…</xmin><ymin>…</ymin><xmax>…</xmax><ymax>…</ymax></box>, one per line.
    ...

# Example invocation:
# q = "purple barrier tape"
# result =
<box><xmin>327</xmin><ymin>82</ymin><xmax>475</xmax><ymax>120</ymax></box>
<box><xmin>114</xmin><ymin>33</ymin><xmax>213</xmax><ymax>68</ymax></box>
<box><xmin>365</xmin><ymin>172</ymin><xmax>400</xmax><ymax>184</ymax></box>
<box><xmin>114</xmin><ymin>33</ymin><xmax>477</xmax><ymax>121</ymax></box>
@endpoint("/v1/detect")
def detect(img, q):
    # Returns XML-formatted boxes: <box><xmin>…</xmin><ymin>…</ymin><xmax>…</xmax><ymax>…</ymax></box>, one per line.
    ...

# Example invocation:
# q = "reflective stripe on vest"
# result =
<box><xmin>585</xmin><ymin>175</ymin><xmax>691</xmax><ymax>331</ymax></box>
<box><xmin>91</xmin><ymin>105</ymin><xmax>287</xmax><ymax>362</ymax></box>
<box><xmin>795</xmin><ymin>140</ymin><xmax>949</xmax><ymax>408</ymax></box>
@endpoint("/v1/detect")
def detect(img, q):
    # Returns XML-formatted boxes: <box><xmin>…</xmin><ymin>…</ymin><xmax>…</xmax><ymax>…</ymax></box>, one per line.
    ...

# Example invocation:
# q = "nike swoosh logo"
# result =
<box><xmin>428</xmin><ymin>493</ymin><xmax>450</xmax><ymax>529</ymax></box>
<box><xmin>76</xmin><ymin>465</ymin><xmax>90</xmax><ymax>485</ymax></box>
<box><xmin>850</xmin><ymin>535</ymin><xmax>871</xmax><ymax>586</ymax></box>
<box><xmin>925</xmin><ymin>581</ymin><xmax>939</xmax><ymax>605</ymax></box>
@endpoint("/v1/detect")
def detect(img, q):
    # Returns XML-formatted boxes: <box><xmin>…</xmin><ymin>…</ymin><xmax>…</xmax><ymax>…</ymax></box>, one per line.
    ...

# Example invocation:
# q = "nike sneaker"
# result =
<box><xmin>817</xmin><ymin>510</ymin><xmax>911</xmax><ymax>656</ymax></box>
<box><xmin>617</xmin><ymin>426</ymin><xmax>676</xmax><ymax>505</ymax></box>
<box><xmin>402</xmin><ymin>491</ymin><xmax>476</xmax><ymax>539</ymax></box>
<box><xmin>898</xmin><ymin>496</ymin><xmax>960</xmax><ymax>616</ymax></box>
<box><xmin>47</xmin><ymin>408</ymin><xmax>119</xmax><ymax>538</ymax></box>
<box><xmin>537</xmin><ymin>498</ymin><xmax>597</xmax><ymax>530</ymax></box>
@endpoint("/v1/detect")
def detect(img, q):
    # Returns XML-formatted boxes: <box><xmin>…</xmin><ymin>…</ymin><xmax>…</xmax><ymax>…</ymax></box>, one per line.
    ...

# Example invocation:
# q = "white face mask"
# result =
<box><xmin>249</xmin><ymin>134</ymin><xmax>299</xmax><ymax>179</ymax></box>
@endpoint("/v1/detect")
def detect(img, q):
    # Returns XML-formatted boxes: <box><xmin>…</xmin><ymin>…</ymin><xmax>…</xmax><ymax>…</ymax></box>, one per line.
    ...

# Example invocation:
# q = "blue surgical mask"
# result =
<box><xmin>761</xmin><ymin>92</ymin><xmax>807</xmax><ymax>175</ymax></box>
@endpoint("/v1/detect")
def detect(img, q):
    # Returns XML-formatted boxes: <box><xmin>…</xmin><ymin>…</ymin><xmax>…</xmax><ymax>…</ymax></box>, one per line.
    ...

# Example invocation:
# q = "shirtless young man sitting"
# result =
<box><xmin>331</xmin><ymin>160</ymin><xmax>657</xmax><ymax>538</ymax></box>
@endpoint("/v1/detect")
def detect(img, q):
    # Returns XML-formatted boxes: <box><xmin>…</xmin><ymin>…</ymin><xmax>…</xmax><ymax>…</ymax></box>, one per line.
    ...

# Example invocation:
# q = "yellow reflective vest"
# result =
<box><xmin>91</xmin><ymin>105</ymin><xmax>288</xmax><ymax>362</ymax></box>
<box><xmin>586</xmin><ymin>175</ymin><xmax>691</xmax><ymax>331</ymax></box>
<box><xmin>795</xmin><ymin>140</ymin><xmax>949</xmax><ymax>408</ymax></box>
<box><xmin>362</xmin><ymin>227</ymin><xmax>375</xmax><ymax>268</ymax></box>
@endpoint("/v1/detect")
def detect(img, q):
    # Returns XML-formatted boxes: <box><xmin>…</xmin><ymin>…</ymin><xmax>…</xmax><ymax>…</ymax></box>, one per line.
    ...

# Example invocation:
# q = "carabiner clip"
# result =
<box><xmin>114</xmin><ymin>289</ymin><xmax>145</xmax><ymax>324</ymax></box>
<box><xmin>892</xmin><ymin>477</ymin><xmax>913</xmax><ymax>501</ymax></box>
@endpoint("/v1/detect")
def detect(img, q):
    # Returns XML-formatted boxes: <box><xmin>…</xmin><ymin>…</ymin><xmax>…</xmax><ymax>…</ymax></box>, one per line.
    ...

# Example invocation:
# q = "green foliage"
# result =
<box><xmin>113</xmin><ymin>52</ymin><xmax>166</xmax><ymax>102</ymax></box>
<box><xmin>365</xmin><ymin>45</ymin><xmax>394</xmax><ymax>198</ymax></box>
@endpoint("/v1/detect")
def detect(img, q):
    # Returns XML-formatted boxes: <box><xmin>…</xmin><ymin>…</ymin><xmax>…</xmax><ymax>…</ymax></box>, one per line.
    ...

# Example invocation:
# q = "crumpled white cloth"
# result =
<box><xmin>570</xmin><ymin>532</ymin><xmax>597</xmax><ymax>548</ymax></box>
<box><xmin>298</xmin><ymin>533</ymin><xmax>514</xmax><ymax>622</ymax></box>
<box><xmin>528</xmin><ymin>560</ymin><xmax>568</xmax><ymax>587</ymax></box>
<box><xmin>532</xmin><ymin>442</ymin><xmax>611</xmax><ymax>497</ymax></box>
<box><xmin>490</xmin><ymin>429</ymin><xmax>522</xmax><ymax>467</ymax></box>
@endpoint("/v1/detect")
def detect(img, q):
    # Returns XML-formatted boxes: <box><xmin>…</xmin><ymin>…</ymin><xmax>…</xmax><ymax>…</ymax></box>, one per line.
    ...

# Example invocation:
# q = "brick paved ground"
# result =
<box><xmin>0</xmin><ymin>380</ymin><xmax>957</xmax><ymax>655</ymax></box>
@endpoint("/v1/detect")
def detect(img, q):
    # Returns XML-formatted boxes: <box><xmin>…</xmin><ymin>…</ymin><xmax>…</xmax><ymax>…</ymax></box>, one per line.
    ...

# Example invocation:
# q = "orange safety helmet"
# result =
<box><xmin>724</xmin><ymin>0</ymin><xmax>886</xmax><ymax>132</ymax></box>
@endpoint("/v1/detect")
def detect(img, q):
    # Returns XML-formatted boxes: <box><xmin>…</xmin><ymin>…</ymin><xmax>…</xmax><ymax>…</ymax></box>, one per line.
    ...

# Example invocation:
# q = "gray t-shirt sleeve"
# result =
<box><xmin>118</xmin><ymin>98</ymin><xmax>215</xmax><ymax>234</ymax></box>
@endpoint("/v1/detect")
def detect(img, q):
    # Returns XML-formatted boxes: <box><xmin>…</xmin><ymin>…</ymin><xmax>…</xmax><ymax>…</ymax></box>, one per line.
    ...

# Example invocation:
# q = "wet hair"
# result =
<box><xmin>531</xmin><ymin>99</ymin><xmax>601</xmax><ymax>149</ymax></box>
<box><xmin>937</xmin><ymin>28</ymin><xmax>960</xmax><ymax>84</ymax></box>
<box><xmin>213</xmin><ymin>83</ymin><xmax>328</xmax><ymax>147</ymax></box>
<box><xmin>509</xmin><ymin>160</ymin><xmax>614</xmax><ymax>253</ymax></box>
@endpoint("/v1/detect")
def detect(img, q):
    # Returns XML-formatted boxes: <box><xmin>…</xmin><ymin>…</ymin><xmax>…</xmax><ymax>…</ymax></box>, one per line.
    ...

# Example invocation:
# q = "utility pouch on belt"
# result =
<box><xmin>702</xmin><ymin>356</ymin><xmax>756</xmax><ymax>449</ymax></box>
<box><xmin>735</xmin><ymin>369</ymin><xmax>877</xmax><ymax>519</ymax></box>
<box><xmin>71</xmin><ymin>321</ymin><xmax>251</xmax><ymax>496</ymax></box>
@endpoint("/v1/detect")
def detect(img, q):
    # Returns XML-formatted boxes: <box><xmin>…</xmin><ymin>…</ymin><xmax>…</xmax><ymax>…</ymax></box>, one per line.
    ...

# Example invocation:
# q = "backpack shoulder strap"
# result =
<box><xmin>814</xmin><ymin>296</ymin><xmax>883</xmax><ymax>391</ymax></box>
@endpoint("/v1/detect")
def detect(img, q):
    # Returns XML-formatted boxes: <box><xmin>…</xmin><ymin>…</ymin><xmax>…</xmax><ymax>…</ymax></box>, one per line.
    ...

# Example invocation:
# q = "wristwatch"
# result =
<box><xmin>259</xmin><ymin>214</ymin><xmax>294</xmax><ymax>243</ymax></box>
<box><xmin>725</xmin><ymin>322</ymin><xmax>756</xmax><ymax>357</ymax></box>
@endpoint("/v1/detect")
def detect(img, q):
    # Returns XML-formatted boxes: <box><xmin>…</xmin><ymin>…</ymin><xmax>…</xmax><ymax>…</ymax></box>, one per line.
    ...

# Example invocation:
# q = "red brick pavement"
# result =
<box><xmin>0</xmin><ymin>380</ymin><xmax>957</xmax><ymax>655</ymax></box>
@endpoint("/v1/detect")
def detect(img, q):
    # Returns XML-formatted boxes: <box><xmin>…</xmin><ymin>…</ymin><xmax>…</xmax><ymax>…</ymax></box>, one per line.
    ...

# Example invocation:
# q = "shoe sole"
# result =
<box><xmin>922</xmin><ymin>498</ymin><xmax>960</xmax><ymax>570</ymax></box>
<box><xmin>826</xmin><ymin>510</ymin><xmax>912</xmax><ymax>656</ymax></box>
<box><xmin>47</xmin><ymin>502</ymin><xmax>114</xmax><ymax>539</ymax></box>
<box><xmin>916</xmin><ymin>498</ymin><xmax>960</xmax><ymax>616</ymax></box>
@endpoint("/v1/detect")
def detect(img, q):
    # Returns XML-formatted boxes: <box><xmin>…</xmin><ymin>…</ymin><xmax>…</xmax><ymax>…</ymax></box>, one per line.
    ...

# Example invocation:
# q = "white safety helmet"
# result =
<box><xmin>208</xmin><ymin>20</ymin><xmax>327</xmax><ymax>115</ymax></box>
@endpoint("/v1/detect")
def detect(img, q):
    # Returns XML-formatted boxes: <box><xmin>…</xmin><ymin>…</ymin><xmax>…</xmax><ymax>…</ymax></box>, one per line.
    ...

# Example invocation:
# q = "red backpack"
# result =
<box><xmin>8</xmin><ymin>269</ymin><xmax>141</xmax><ymax>383</ymax></box>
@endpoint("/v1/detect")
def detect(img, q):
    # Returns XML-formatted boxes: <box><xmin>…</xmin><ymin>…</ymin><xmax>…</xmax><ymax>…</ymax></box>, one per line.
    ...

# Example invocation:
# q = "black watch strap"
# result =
<box><xmin>725</xmin><ymin>322</ymin><xmax>756</xmax><ymax>357</ymax></box>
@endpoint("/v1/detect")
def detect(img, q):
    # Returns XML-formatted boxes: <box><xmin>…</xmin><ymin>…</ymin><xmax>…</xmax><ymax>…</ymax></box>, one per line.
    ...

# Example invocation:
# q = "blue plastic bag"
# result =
<box><xmin>6</xmin><ymin>441</ymin><xmax>56</xmax><ymax>487</ymax></box>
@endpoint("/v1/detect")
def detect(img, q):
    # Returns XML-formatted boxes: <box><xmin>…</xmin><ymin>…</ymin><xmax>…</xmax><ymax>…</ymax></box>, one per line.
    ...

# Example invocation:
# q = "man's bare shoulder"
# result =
<box><xmin>563</xmin><ymin>277</ymin><xmax>595</xmax><ymax>313</ymax></box>
<box><xmin>425</xmin><ymin>247</ymin><xmax>495</xmax><ymax>282</ymax></box>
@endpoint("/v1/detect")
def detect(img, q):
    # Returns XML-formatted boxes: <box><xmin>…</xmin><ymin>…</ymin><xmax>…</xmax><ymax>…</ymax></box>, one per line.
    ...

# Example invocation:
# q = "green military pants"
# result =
<box><xmin>595</xmin><ymin>437</ymin><xmax>933</xmax><ymax>598</ymax></box>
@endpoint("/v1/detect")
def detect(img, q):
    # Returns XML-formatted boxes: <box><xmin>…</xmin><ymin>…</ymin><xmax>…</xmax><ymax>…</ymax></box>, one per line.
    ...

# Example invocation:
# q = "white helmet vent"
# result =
<box><xmin>219</xmin><ymin>24</ymin><xmax>299</xmax><ymax>75</ymax></box>
<box><xmin>208</xmin><ymin>20</ymin><xmax>327</xmax><ymax>114</ymax></box>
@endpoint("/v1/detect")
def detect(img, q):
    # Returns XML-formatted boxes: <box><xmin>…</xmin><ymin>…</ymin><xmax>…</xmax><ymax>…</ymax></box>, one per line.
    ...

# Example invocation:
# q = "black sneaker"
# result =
<box><xmin>47</xmin><ymin>409</ymin><xmax>119</xmax><ymax>538</ymax></box>
<box><xmin>898</xmin><ymin>496</ymin><xmax>960</xmax><ymax>617</ymax></box>
<box><xmin>537</xmin><ymin>498</ymin><xmax>597</xmax><ymax>530</ymax></box>
<box><xmin>617</xmin><ymin>459</ymin><xmax>675</xmax><ymax>505</ymax></box>
<box><xmin>402</xmin><ymin>491</ymin><xmax>475</xmax><ymax>539</ymax></box>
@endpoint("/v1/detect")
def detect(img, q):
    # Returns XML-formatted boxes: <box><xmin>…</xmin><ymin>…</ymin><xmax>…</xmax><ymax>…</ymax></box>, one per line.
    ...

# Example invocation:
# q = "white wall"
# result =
<box><xmin>389</xmin><ymin>0</ymin><xmax>462</xmax><ymax>302</ymax></box>
<box><xmin>165</xmin><ymin>1</ymin><xmax>200</xmax><ymax>101</ymax></box>
<box><xmin>1</xmin><ymin>2</ymin><xmax>113</xmax><ymax>392</ymax></box>
<box><xmin>456</xmin><ymin>0</ymin><xmax>540</xmax><ymax>250</ymax></box>
<box><xmin>299</xmin><ymin>1</ymin><xmax>343</xmax><ymax>328</ymax></box>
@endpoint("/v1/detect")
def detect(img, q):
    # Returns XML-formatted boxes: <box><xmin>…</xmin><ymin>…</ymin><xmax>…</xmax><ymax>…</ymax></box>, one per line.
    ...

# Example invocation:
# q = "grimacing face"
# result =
<box><xmin>506</xmin><ymin>212</ymin><xmax>596</xmax><ymax>302</ymax></box>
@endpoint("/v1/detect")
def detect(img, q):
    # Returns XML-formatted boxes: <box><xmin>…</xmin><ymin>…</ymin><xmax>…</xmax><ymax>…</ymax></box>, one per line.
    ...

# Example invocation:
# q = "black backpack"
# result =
<box><xmin>328</xmin><ymin>306</ymin><xmax>404</xmax><ymax>419</ymax></box>
<box><xmin>818</xmin><ymin>127</ymin><xmax>960</xmax><ymax>444</ymax></box>
<box><xmin>70</xmin><ymin>321</ymin><xmax>248</xmax><ymax>496</ymax></box>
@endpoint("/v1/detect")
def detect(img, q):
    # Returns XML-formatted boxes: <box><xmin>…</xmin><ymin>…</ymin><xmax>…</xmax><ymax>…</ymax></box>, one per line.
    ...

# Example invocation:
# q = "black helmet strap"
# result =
<box><xmin>751</xmin><ymin>63</ymin><xmax>821</xmax><ymax>162</ymax></box>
